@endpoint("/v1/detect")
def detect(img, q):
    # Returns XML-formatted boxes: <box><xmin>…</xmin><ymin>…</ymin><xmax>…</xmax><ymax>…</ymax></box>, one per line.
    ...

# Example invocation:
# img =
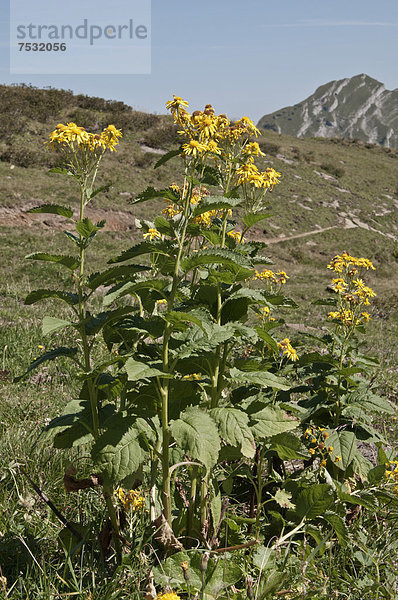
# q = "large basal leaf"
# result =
<box><xmin>170</xmin><ymin>406</ymin><xmax>220</xmax><ymax>470</ymax></box>
<box><xmin>25</xmin><ymin>289</ymin><xmax>79</xmax><ymax>306</ymax></box>
<box><xmin>14</xmin><ymin>347</ymin><xmax>77</xmax><ymax>382</ymax></box>
<box><xmin>327</xmin><ymin>430</ymin><xmax>357</xmax><ymax>471</ymax></box>
<box><xmin>153</xmin><ymin>550</ymin><xmax>242</xmax><ymax>597</ymax></box>
<box><xmin>42</xmin><ymin>316</ymin><xmax>72</xmax><ymax>336</ymax></box>
<box><xmin>211</xmin><ymin>407</ymin><xmax>255</xmax><ymax>458</ymax></box>
<box><xmin>296</xmin><ymin>484</ymin><xmax>335</xmax><ymax>520</ymax></box>
<box><xmin>250</xmin><ymin>406</ymin><xmax>298</xmax><ymax>439</ymax></box>
<box><xmin>91</xmin><ymin>414</ymin><xmax>144</xmax><ymax>481</ymax></box>
<box><xmin>125</xmin><ymin>358</ymin><xmax>167</xmax><ymax>381</ymax></box>
<box><xmin>229</xmin><ymin>367</ymin><xmax>289</xmax><ymax>391</ymax></box>
<box><xmin>25</xmin><ymin>252</ymin><xmax>79</xmax><ymax>271</ymax></box>
<box><xmin>27</xmin><ymin>203</ymin><xmax>73</xmax><ymax>219</ymax></box>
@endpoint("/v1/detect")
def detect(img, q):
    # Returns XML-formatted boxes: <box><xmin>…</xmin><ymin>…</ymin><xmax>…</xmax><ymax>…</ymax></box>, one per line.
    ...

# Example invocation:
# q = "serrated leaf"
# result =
<box><xmin>27</xmin><ymin>203</ymin><xmax>73</xmax><ymax>219</ymax></box>
<box><xmin>14</xmin><ymin>347</ymin><xmax>77</xmax><ymax>382</ymax></box>
<box><xmin>322</xmin><ymin>511</ymin><xmax>348</xmax><ymax>546</ymax></box>
<box><xmin>25</xmin><ymin>289</ymin><xmax>79</xmax><ymax>306</ymax></box>
<box><xmin>327</xmin><ymin>430</ymin><xmax>357</xmax><ymax>471</ymax></box>
<box><xmin>25</xmin><ymin>252</ymin><xmax>79</xmax><ymax>270</ymax></box>
<box><xmin>211</xmin><ymin>407</ymin><xmax>255</xmax><ymax>458</ymax></box>
<box><xmin>103</xmin><ymin>278</ymin><xmax>167</xmax><ymax>306</ymax></box>
<box><xmin>273</xmin><ymin>489</ymin><xmax>295</xmax><ymax>509</ymax></box>
<box><xmin>229</xmin><ymin>367</ymin><xmax>289</xmax><ymax>390</ymax></box>
<box><xmin>154</xmin><ymin>147</ymin><xmax>182</xmax><ymax>169</ymax></box>
<box><xmin>243</xmin><ymin>212</ymin><xmax>271</xmax><ymax>228</ymax></box>
<box><xmin>171</xmin><ymin>406</ymin><xmax>220</xmax><ymax>470</ymax></box>
<box><xmin>256</xmin><ymin>327</ymin><xmax>279</xmax><ymax>353</ymax></box>
<box><xmin>131</xmin><ymin>184</ymin><xmax>180</xmax><ymax>204</ymax></box>
<box><xmin>91</xmin><ymin>414</ymin><xmax>144</xmax><ymax>480</ymax></box>
<box><xmin>42</xmin><ymin>316</ymin><xmax>72</xmax><ymax>335</ymax></box>
<box><xmin>87</xmin><ymin>183</ymin><xmax>111</xmax><ymax>200</ymax></box>
<box><xmin>48</xmin><ymin>167</ymin><xmax>75</xmax><ymax>176</ymax></box>
<box><xmin>163</xmin><ymin>310</ymin><xmax>210</xmax><ymax>334</ymax></box>
<box><xmin>108</xmin><ymin>241</ymin><xmax>171</xmax><ymax>264</ymax></box>
<box><xmin>86</xmin><ymin>264</ymin><xmax>148</xmax><ymax>290</ymax></box>
<box><xmin>181</xmin><ymin>248</ymin><xmax>251</xmax><ymax>272</ymax></box>
<box><xmin>296</xmin><ymin>484</ymin><xmax>334</xmax><ymax>520</ymax></box>
<box><xmin>192</xmin><ymin>195</ymin><xmax>241</xmax><ymax>217</ymax></box>
<box><xmin>250</xmin><ymin>406</ymin><xmax>297</xmax><ymax>439</ymax></box>
<box><xmin>75</xmin><ymin>217</ymin><xmax>104</xmax><ymax>238</ymax></box>
<box><xmin>312</xmin><ymin>297</ymin><xmax>338</xmax><ymax>306</ymax></box>
<box><xmin>271</xmin><ymin>431</ymin><xmax>309</xmax><ymax>460</ymax></box>
<box><xmin>125</xmin><ymin>358</ymin><xmax>166</xmax><ymax>381</ymax></box>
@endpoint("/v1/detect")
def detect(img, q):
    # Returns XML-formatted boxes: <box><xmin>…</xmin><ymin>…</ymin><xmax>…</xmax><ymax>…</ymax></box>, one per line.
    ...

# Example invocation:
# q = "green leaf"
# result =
<box><xmin>322</xmin><ymin>511</ymin><xmax>348</xmax><ymax>546</ymax></box>
<box><xmin>154</xmin><ymin>216</ymin><xmax>175</xmax><ymax>236</ymax></box>
<box><xmin>87</xmin><ymin>264</ymin><xmax>148</xmax><ymax>290</ymax></box>
<box><xmin>271</xmin><ymin>431</ymin><xmax>309</xmax><ymax>460</ymax></box>
<box><xmin>25</xmin><ymin>252</ymin><xmax>79</xmax><ymax>271</ymax></box>
<box><xmin>25</xmin><ymin>289</ymin><xmax>79</xmax><ymax>306</ymax></box>
<box><xmin>163</xmin><ymin>311</ymin><xmax>210</xmax><ymax>335</ymax></box>
<box><xmin>210</xmin><ymin>407</ymin><xmax>255</xmax><ymax>458</ymax></box>
<box><xmin>243</xmin><ymin>212</ymin><xmax>271</xmax><ymax>228</ymax></box>
<box><xmin>14</xmin><ymin>347</ymin><xmax>77</xmax><ymax>382</ymax></box>
<box><xmin>103</xmin><ymin>278</ymin><xmax>167</xmax><ymax>306</ymax></box>
<box><xmin>26</xmin><ymin>203</ymin><xmax>73</xmax><ymax>219</ymax></box>
<box><xmin>200</xmin><ymin>166</ymin><xmax>221</xmax><ymax>185</ymax></box>
<box><xmin>154</xmin><ymin>147</ymin><xmax>182</xmax><ymax>169</ymax></box>
<box><xmin>181</xmin><ymin>248</ymin><xmax>251</xmax><ymax>272</ymax></box>
<box><xmin>192</xmin><ymin>195</ymin><xmax>241</xmax><ymax>217</ymax></box>
<box><xmin>229</xmin><ymin>367</ymin><xmax>289</xmax><ymax>390</ymax></box>
<box><xmin>327</xmin><ymin>431</ymin><xmax>357</xmax><ymax>471</ymax></box>
<box><xmin>125</xmin><ymin>358</ymin><xmax>167</xmax><ymax>381</ymax></box>
<box><xmin>108</xmin><ymin>241</ymin><xmax>171</xmax><ymax>264</ymax></box>
<box><xmin>86</xmin><ymin>183</ymin><xmax>111</xmax><ymax>200</ymax></box>
<box><xmin>256</xmin><ymin>327</ymin><xmax>279</xmax><ymax>353</ymax></box>
<box><xmin>296</xmin><ymin>484</ymin><xmax>335</xmax><ymax>520</ymax></box>
<box><xmin>48</xmin><ymin>167</ymin><xmax>75</xmax><ymax>177</ymax></box>
<box><xmin>131</xmin><ymin>184</ymin><xmax>180</xmax><ymax>205</ymax></box>
<box><xmin>171</xmin><ymin>406</ymin><xmax>221</xmax><ymax>470</ymax></box>
<box><xmin>273</xmin><ymin>489</ymin><xmax>295</xmax><ymax>509</ymax></box>
<box><xmin>75</xmin><ymin>217</ymin><xmax>105</xmax><ymax>238</ymax></box>
<box><xmin>91</xmin><ymin>414</ymin><xmax>144</xmax><ymax>481</ymax></box>
<box><xmin>312</xmin><ymin>297</ymin><xmax>338</xmax><ymax>306</ymax></box>
<box><xmin>42</xmin><ymin>316</ymin><xmax>72</xmax><ymax>336</ymax></box>
<box><xmin>250</xmin><ymin>406</ymin><xmax>298</xmax><ymax>439</ymax></box>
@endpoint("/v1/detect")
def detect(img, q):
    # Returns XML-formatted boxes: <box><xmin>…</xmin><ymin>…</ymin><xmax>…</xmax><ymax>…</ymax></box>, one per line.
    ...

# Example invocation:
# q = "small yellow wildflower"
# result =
<box><xmin>335</xmin><ymin>456</ymin><xmax>342</xmax><ymax>463</ymax></box>
<box><xmin>227</xmin><ymin>230</ymin><xmax>244</xmax><ymax>243</ymax></box>
<box><xmin>166</xmin><ymin>95</ymin><xmax>189</xmax><ymax>111</ymax></box>
<box><xmin>115</xmin><ymin>488</ymin><xmax>145</xmax><ymax>512</ymax></box>
<box><xmin>182</xmin><ymin>140</ymin><xmax>208</xmax><ymax>157</ymax></box>
<box><xmin>278</xmin><ymin>338</ymin><xmax>299</xmax><ymax>362</ymax></box>
<box><xmin>328</xmin><ymin>446</ymin><xmax>334</xmax><ymax>453</ymax></box>
<box><xmin>309</xmin><ymin>448</ymin><xmax>316</xmax><ymax>455</ymax></box>
<box><xmin>143</xmin><ymin>228</ymin><xmax>161</xmax><ymax>241</ymax></box>
<box><xmin>320</xmin><ymin>459</ymin><xmax>327</xmax><ymax>468</ymax></box>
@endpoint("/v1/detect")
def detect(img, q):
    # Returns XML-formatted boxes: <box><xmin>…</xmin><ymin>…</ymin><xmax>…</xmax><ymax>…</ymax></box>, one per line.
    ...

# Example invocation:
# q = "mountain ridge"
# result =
<box><xmin>258</xmin><ymin>74</ymin><xmax>398</xmax><ymax>148</ymax></box>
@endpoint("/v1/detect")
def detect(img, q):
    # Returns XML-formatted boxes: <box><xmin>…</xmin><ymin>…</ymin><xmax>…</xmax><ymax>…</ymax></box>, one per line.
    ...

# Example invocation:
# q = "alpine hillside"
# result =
<box><xmin>257</xmin><ymin>74</ymin><xmax>398</xmax><ymax>148</ymax></box>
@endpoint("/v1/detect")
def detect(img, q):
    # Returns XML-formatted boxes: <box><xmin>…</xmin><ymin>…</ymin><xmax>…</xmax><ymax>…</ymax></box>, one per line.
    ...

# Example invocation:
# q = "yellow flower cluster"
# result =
<box><xmin>303</xmin><ymin>426</ymin><xmax>341</xmax><ymax>466</ymax></box>
<box><xmin>49</xmin><ymin>122</ymin><xmax>122</xmax><ymax>152</ymax></box>
<box><xmin>327</xmin><ymin>252</ymin><xmax>375</xmax><ymax>275</ymax></box>
<box><xmin>162</xmin><ymin>184</ymin><xmax>227</xmax><ymax>229</ymax></box>
<box><xmin>115</xmin><ymin>488</ymin><xmax>145</xmax><ymax>512</ymax></box>
<box><xmin>165</xmin><ymin>95</ymin><xmax>281</xmax><ymax>201</ymax></box>
<box><xmin>235</xmin><ymin>163</ymin><xmax>281</xmax><ymax>190</ymax></box>
<box><xmin>278</xmin><ymin>338</ymin><xmax>299</xmax><ymax>362</ymax></box>
<box><xmin>256</xmin><ymin>305</ymin><xmax>275</xmax><ymax>322</ymax></box>
<box><xmin>254</xmin><ymin>269</ymin><xmax>289</xmax><ymax>284</ymax></box>
<box><xmin>326</xmin><ymin>253</ymin><xmax>376</xmax><ymax>328</ymax></box>
<box><xmin>385</xmin><ymin>460</ymin><xmax>398</xmax><ymax>496</ymax></box>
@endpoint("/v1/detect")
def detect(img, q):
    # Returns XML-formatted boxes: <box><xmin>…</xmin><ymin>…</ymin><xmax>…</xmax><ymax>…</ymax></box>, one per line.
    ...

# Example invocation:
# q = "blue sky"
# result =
<box><xmin>2</xmin><ymin>0</ymin><xmax>398</xmax><ymax>122</ymax></box>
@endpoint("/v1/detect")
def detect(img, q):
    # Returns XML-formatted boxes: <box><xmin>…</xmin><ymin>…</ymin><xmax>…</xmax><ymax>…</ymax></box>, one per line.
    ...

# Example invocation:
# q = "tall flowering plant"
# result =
<box><xmin>16</xmin><ymin>100</ymin><xmax>395</xmax><ymax>582</ymax></box>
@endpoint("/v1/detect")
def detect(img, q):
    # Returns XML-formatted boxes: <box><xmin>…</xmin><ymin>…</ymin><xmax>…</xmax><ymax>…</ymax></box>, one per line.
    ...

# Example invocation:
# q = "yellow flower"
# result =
<box><xmin>243</xmin><ymin>142</ymin><xmax>265</xmax><ymax>157</ymax></box>
<box><xmin>328</xmin><ymin>446</ymin><xmax>334</xmax><ymax>453</ymax></box>
<box><xmin>183</xmin><ymin>373</ymin><xmax>201</xmax><ymax>380</ymax></box>
<box><xmin>309</xmin><ymin>448</ymin><xmax>316</xmax><ymax>455</ymax></box>
<box><xmin>278</xmin><ymin>338</ymin><xmax>299</xmax><ymax>362</ymax></box>
<box><xmin>182</xmin><ymin>140</ymin><xmax>208</xmax><ymax>157</ymax></box>
<box><xmin>49</xmin><ymin>122</ymin><xmax>122</xmax><ymax>153</ymax></box>
<box><xmin>166</xmin><ymin>95</ymin><xmax>189</xmax><ymax>110</ymax></box>
<box><xmin>227</xmin><ymin>230</ymin><xmax>244</xmax><ymax>243</ymax></box>
<box><xmin>320</xmin><ymin>459</ymin><xmax>327</xmax><ymax>468</ymax></box>
<box><xmin>157</xmin><ymin>593</ymin><xmax>181</xmax><ymax>600</ymax></box>
<box><xmin>116</xmin><ymin>488</ymin><xmax>145</xmax><ymax>512</ymax></box>
<box><xmin>335</xmin><ymin>456</ymin><xmax>342</xmax><ymax>463</ymax></box>
<box><xmin>322</xmin><ymin>431</ymin><xmax>329</xmax><ymax>439</ymax></box>
<box><xmin>143</xmin><ymin>228</ymin><xmax>161</xmax><ymax>241</ymax></box>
